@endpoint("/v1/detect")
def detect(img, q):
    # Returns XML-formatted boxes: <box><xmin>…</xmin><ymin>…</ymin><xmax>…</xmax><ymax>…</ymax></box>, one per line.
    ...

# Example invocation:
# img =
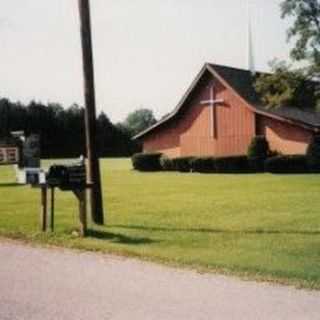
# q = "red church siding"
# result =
<box><xmin>143</xmin><ymin>74</ymin><xmax>256</xmax><ymax>157</ymax></box>
<box><xmin>143</xmin><ymin>122</ymin><xmax>181</xmax><ymax>157</ymax></box>
<box><xmin>257</xmin><ymin>116</ymin><xmax>313</xmax><ymax>154</ymax></box>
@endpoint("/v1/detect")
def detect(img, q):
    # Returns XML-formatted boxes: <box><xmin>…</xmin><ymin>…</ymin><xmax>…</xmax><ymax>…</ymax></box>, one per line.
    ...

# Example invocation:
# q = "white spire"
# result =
<box><xmin>247</xmin><ymin>0</ymin><xmax>255</xmax><ymax>75</ymax></box>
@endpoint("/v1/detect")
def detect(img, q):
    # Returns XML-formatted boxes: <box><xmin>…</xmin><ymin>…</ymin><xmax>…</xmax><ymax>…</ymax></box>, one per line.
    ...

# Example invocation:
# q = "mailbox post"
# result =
<box><xmin>74</xmin><ymin>189</ymin><xmax>87</xmax><ymax>237</ymax></box>
<box><xmin>43</xmin><ymin>162</ymin><xmax>89</xmax><ymax>237</ymax></box>
<box><xmin>40</xmin><ymin>185</ymin><xmax>47</xmax><ymax>232</ymax></box>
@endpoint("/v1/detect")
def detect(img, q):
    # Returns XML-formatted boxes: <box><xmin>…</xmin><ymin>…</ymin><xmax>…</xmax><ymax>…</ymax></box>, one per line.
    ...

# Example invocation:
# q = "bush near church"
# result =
<box><xmin>189</xmin><ymin>156</ymin><xmax>251</xmax><ymax>173</ymax></box>
<box><xmin>131</xmin><ymin>152</ymin><xmax>162</xmax><ymax>171</ymax></box>
<box><xmin>190</xmin><ymin>157</ymin><xmax>216</xmax><ymax>173</ymax></box>
<box><xmin>160</xmin><ymin>156</ymin><xmax>175</xmax><ymax>171</ymax></box>
<box><xmin>171</xmin><ymin>157</ymin><xmax>195</xmax><ymax>172</ymax></box>
<box><xmin>306</xmin><ymin>135</ymin><xmax>320</xmax><ymax>172</ymax></box>
<box><xmin>247</xmin><ymin>136</ymin><xmax>270</xmax><ymax>172</ymax></box>
<box><xmin>214</xmin><ymin>156</ymin><xmax>251</xmax><ymax>173</ymax></box>
<box><xmin>264</xmin><ymin>155</ymin><xmax>308</xmax><ymax>173</ymax></box>
<box><xmin>159</xmin><ymin>155</ymin><xmax>250</xmax><ymax>173</ymax></box>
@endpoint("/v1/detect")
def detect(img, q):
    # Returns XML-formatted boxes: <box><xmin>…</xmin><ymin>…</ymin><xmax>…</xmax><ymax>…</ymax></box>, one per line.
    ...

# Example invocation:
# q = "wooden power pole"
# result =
<box><xmin>78</xmin><ymin>0</ymin><xmax>104</xmax><ymax>225</ymax></box>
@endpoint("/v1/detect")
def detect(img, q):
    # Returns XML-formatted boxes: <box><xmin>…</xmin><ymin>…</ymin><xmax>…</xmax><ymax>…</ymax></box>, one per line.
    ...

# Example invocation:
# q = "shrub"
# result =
<box><xmin>160</xmin><ymin>156</ymin><xmax>174</xmax><ymax>171</ymax></box>
<box><xmin>131</xmin><ymin>152</ymin><xmax>162</xmax><ymax>171</ymax></box>
<box><xmin>264</xmin><ymin>155</ymin><xmax>308</xmax><ymax>173</ymax></box>
<box><xmin>171</xmin><ymin>156</ymin><xmax>195</xmax><ymax>172</ymax></box>
<box><xmin>269</xmin><ymin>150</ymin><xmax>282</xmax><ymax>157</ymax></box>
<box><xmin>247</xmin><ymin>136</ymin><xmax>270</xmax><ymax>172</ymax></box>
<box><xmin>191</xmin><ymin>157</ymin><xmax>216</xmax><ymax>173</ymax></box>
<box><xmin>306</xmin><ymin>135</ymin><xmax>320</xmax><ymax>172</ymax></box>
<box><xmin>215</xmin><ymin>156</ymin><xmax>251</xmax><ymax>173</ymax></box>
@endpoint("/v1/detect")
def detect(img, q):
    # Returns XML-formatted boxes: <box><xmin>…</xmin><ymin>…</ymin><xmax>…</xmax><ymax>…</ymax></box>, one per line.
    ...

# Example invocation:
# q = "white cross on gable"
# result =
<box><xmin>200</xmin><ymin>86</ymin><xmax>224</xmax><ymax>138</ymax></box>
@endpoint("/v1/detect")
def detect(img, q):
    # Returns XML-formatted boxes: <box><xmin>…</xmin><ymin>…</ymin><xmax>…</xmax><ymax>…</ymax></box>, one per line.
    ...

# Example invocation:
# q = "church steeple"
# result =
<box><xmin>247</xmin><ymin>0</ymin><xmax>255</xmax><ymax>75</ymax></box>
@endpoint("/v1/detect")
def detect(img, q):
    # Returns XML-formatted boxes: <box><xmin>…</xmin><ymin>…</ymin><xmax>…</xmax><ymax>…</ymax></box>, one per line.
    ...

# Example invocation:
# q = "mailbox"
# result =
<box><xmin>47</xmin><ymin>164</ymin><xmax>86</xmax><ymax>191</ymax></box>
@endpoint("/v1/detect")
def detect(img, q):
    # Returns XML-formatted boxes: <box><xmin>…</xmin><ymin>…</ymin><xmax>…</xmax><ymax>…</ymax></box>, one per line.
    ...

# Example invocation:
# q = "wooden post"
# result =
<box><xmin>78</xmin><ymin>0</ymin><xmax>104</xmax><ymax>225</ymax></box>
<box><xmin>78</xmin><ymin>190</ymin><xmax>87</xmax><ymax>237</ymax></box>
<box><xmin>72</xmin><ymin>189</ymin><xmax>87</xmax><ymax>237</ymax></box>
<box><xmin>40</xmin><ymin>185</ymin><xmax>47</xmax><ymax>232</ymax></box>
<box><xmin>50</xmin><ymin>187</ymin><xmax>55</xmax><ymax>232</ymax></box>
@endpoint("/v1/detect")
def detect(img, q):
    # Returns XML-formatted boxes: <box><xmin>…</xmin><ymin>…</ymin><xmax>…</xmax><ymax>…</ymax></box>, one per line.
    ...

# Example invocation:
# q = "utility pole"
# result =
<box><xmin>78</xmin><ymin>0</ymin><xmax>104</xmax><ymax>225</ymax></box>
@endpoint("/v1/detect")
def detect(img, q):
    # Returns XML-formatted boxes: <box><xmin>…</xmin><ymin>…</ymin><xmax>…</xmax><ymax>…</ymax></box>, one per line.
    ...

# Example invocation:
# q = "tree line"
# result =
<box><xmin>0</xmin><ymin>98</ymin><xmax>157</xmax><ymax>158</ymax></box>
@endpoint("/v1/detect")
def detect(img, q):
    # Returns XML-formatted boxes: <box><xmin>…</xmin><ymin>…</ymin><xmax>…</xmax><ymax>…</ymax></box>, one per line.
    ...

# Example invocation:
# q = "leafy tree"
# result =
<box><xmin>123</xmin><ymin>108</ymin><xmax>157</xmax><ymax>136</ymax></box>
<box><xmin>281</xmin><ymin>0</ymin><xmax>320</xmax><ymax>68</ymax></box>
<box><xmin>114</xmin><ymin>123</ymin><xmax>141</xmax><ymax>156</ymax></box>
<box><xmin>255</xmin><ymin>0</ymin><xmax>320</xmax><ymax>110</ymax></box>
<box><xmin>97</xmin><ymin>111</ymin><xmax>114</xmax><ymax>157</ymax></box>
<box><xmin>255</xmin><ymin>60</ymin><xmax>318</xmax><ymax>109</ymax></box>
<box><xmin>0</xmin><ymin>99</ymin><xmax>10</xmax><ymax>137</ymax></box>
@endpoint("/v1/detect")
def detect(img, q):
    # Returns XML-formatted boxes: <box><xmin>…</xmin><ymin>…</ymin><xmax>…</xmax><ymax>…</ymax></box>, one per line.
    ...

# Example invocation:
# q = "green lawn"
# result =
<box><xmin>1</xmin><ymin>159</ymin><xmax>320</xmax><ymax>289</ymax></box>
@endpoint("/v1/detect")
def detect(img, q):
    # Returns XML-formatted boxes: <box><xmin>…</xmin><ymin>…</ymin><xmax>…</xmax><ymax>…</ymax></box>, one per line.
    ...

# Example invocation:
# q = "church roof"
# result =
<box><xmin>134</xmin><ymin>63</ymin><xmax>320</xmax><ymax>139</ymax></box>
<box><xmin>208</xmin><ymin>64</ymin><xmax>320</xmax><ymax>128</ymax></box>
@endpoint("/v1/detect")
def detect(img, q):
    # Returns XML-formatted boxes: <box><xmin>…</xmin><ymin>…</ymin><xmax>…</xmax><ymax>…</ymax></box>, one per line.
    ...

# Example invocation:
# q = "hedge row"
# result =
<box><xmin>131</xmin><ymin>152</ymin><xmax>162</xmax><ymax>171</ymax></box>
<box><xmin>165</xmin><ymin>156</ymin><xmax>255</xmax><ymax>173</ymax></box>
<box><xmin>264</xmin><ymin>155</ymin><xmax>308</xmax><ymax>173</ymax></box>
<box><xmin>132</xmin><ymin>135</ymin><xmax>320</xmax><ymax>174</ymax></box>
<box><xmin>132</xmin><ymin>152</ymin><xmax>319</xmax><ymax>174</ymax></box>
<box><xmin>132</xmin><ymin>154</ymin><xmax>253</xmax><ymax>173</ymax></box>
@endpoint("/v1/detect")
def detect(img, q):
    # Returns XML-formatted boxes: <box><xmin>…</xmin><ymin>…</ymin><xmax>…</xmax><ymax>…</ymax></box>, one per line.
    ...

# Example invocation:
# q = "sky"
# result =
<box><xmin>0</xmin><ymin>0</ymin><xmax>293</xmax><ymax>123</ymax></box>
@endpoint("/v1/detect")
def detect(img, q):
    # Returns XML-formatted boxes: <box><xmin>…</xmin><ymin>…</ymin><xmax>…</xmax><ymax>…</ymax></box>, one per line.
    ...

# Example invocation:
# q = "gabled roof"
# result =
<box><xmin>134</xmin><ymin>63</ymin><xmax>320</xmax><ymax>139</ymax></box>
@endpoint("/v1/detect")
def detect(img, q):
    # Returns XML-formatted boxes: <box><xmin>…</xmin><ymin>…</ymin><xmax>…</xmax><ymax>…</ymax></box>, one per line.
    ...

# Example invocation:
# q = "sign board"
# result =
<box><xmin>23</xmin><ymin>134</ymin><xmax>40</xmax><ymax>168</ymax></box>
<box><xmin>0</xmin><ymin>147</ymin><xmax>19</xmax><ymax>165</ymax></box>
<box><xmin>16</xmin><ymin>167</ymin><xmax>46</xmax><ymax>185</ymax></box>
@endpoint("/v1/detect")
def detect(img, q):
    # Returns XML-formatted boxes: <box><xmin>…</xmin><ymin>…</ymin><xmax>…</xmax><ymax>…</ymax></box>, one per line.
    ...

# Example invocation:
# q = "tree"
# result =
<box><xmin>0</xmin><ymin>97</ymin><xmax>137</xmax><ymax>158</ymax></box>
<box><xmin>96</xmin><ymin>112</ymin><xmax>116</xmax><ymax>156</ymax></box>
<box><xmin>123</xmin><ymin>108</ymin><xmax>157</xmax><ymax>136</ymax></box>
<box><xmin>0</xmin><ymin>99</ymin><xmax>10</xmax><ymax>137</ymax></box>
<box><xmin>281</xmin><ymin>0</ymin><xmax>320</xmax><ymax>69</ymax></box>
<box><xmin>255</xmin><ymin>0</ymin><xmax>320</xmax><ymax>110</ymax></box>
<box><xmin>255</xmin><ymin>59</ymin><xmax>318</xmax><ymax>109</ymax></box>
<box><xmin>115</xmin><ymin>123</ymin><xmax>142</xmax><ymax>156</ymax></box>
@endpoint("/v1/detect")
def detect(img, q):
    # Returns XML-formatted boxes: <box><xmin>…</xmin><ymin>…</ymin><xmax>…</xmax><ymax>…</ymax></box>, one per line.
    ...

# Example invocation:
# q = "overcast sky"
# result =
<box><xmin>0</xmin><ymin>0</ymin><xmax>292</xmax><ymax>122</ymax></box>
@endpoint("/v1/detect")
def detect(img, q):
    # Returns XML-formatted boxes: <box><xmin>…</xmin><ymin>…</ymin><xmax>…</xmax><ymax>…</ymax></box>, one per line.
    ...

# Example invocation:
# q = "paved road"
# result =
<box><xmin>0</xmin><ymin>241</ymin><xmax>319</xmax><ymax>320</ymax></box>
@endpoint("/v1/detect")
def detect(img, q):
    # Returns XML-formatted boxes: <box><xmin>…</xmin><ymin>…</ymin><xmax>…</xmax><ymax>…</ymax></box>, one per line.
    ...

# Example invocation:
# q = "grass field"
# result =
<box><xmin>1</xmin><ymin>159</ymin><xmax>320</xmax><ymax>289</ymax></box>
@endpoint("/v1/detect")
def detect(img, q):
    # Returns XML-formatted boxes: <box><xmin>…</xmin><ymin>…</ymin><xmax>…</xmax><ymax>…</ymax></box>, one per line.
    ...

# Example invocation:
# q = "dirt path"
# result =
<box><xmin>0</xmin><ymin>240</ymin><xmax>319</xmax><ymax>320</ymax></box>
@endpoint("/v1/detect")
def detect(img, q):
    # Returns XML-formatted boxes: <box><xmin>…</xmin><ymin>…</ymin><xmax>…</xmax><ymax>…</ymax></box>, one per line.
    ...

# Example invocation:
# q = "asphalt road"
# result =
<box><xmin>0</xmin><ymin>240</ymin><xmax>319</xmax><ymax>320</ymax></box>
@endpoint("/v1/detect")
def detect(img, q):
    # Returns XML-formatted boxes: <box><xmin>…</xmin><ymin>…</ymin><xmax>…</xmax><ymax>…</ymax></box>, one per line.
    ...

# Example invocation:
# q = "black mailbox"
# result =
<box><xmin>47</xmin><ymin>164</ymin><xmax>86</xmax><ymax>191</ymax></box>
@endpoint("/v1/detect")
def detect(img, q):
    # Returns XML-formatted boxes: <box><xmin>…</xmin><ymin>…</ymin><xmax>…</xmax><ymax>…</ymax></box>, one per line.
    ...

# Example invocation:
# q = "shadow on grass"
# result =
<box><xmin>87</xmin><ymin>229</ymin><xmax>157</xmax><ymax>245</ymax></box>
<box><xmin>110</xmin><ymin>224</ymin><xmax>320</xmax><ymax>236</ymax></box>
<box><xmin>0</xmin><ymin>183</ymin><xmax>21</xmax><ymax>188</ymax></box>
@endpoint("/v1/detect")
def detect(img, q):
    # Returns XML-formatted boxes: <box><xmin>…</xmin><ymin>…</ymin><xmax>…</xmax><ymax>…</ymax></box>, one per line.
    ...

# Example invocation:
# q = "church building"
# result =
<box><xmin>133</xmin><ymin>63</ymin><xmax>320</xmax><ymax>158</ymax></box>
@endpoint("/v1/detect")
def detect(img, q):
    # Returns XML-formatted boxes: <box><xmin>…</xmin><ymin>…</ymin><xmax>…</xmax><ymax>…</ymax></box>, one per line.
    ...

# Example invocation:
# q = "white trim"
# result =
<box><xmin>200</xmin><ymin>86</ymin><xmax>224</xmax><ymax>137</ymax></box>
